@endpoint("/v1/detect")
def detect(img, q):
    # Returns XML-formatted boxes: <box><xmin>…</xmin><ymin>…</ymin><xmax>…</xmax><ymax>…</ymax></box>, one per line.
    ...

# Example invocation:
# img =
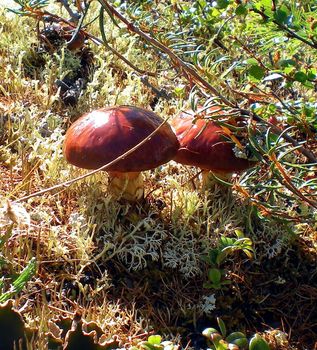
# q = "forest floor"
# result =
<box><xmin>0</xmin><ymin>4</ymin><xmax>317</xmax><ymax>350</ymax></box>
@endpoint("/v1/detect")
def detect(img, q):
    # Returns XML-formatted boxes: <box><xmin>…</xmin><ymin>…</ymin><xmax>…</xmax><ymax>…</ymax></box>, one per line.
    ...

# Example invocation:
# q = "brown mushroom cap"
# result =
<box><xmin>171</xmin><ymin>108</ymin><xmax>255</xmax><ymax>173</ymax></box>
<box><xmin>63</xmin><ymin>106</ymin><xmax>179</xmax><ymax>172</ymax></box>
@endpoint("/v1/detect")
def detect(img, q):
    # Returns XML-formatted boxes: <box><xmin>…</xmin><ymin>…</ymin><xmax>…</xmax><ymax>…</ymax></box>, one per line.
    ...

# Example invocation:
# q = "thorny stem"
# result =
<box><xmin>97</xmin><ymin>0</ymin><xmax>235</xmax><ymax>107</ymax></box>
<box><xmin>13</xmin><ymin>118</ymin><xmax>170</xmax><ymax>203</ymax></box>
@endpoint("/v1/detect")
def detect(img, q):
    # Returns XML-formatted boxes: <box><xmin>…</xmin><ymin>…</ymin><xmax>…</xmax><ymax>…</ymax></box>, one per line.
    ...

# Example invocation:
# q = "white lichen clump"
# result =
<box><xmin>98</xmin><ymin>214</ymin><xmax>168</xmax><ymax>271</ymax></box>
<box><xmin>163</xmin><ymin>229</ymin><xmax>202</xmax><ymax>278</ymax></box>
<box><xmin>198</xmin><ymin>294</ymin><xmax>217</xmax><ymax>314</ymax></box>
<box><xmin>77</xmin><ymin>161</ymin><xmax>248</xmax><ymax>276</ymax></box>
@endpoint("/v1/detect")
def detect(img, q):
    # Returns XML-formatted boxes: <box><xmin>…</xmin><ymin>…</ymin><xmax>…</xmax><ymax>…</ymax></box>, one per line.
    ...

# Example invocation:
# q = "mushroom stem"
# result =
<box><xmin>201</xmin><ymin>170</ymin><xmax>232</xmax><ymax>189</ymax></box>
<box><xmin>108</xmin><ymin>171</ymin><xmax>144</xmax><ymax>201</ymax></box>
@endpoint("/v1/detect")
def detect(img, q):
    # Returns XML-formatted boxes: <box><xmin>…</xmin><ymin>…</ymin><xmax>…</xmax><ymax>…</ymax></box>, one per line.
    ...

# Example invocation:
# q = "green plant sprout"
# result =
<box><xmin>0</xmin><ymin>202</ymin><xmax>36</xmax><ymax>303</ymax></box>
<box><xmin>132</xmin><ymin>335</ymin><xmax>178</xmax><ymax>350</ymax></box>
<box><xmin>203</xmin><ymin>317</ymin><xmax>270</xmax><ymax>350</ymax></box>
<box><xmin>0</xmin><ymin>258</ymin><xmax>36</xmax><ymax>303</ymax></box>
<box><xmin>203</xmin><ymin>230</ymin><xmax>254</xmax><ymax>290</ymax></box>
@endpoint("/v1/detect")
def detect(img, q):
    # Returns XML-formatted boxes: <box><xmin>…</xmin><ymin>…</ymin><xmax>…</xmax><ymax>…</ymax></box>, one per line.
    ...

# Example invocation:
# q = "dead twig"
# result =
<box><xmin>13</xmin><ymin>118</ymin><xmax>170</xmax><ymax>204</ymax></box>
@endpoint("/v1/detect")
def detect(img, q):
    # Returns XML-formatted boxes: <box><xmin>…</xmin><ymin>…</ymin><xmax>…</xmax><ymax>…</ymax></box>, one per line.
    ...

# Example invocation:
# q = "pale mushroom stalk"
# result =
<box><xmin>108</xmin><ymin>171</ymin><xmax>144</xmax><ymax>201</ymax></box>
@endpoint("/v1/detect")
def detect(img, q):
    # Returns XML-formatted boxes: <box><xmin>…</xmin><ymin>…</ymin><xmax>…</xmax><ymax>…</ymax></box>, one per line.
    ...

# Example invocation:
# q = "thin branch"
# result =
<box><xmin>98</xmin><ymin>5</ymin><xmax>156</xmax><ymax>77</ymax></box>
<box><xmin>268</xmin><ymin>153</ymin><xmax>317</xmax><ymax>208</ymax></box>
<box><xmin>56</xmin><ymin>0</ymin><xmax>80</xmax><ymax>22</ymax></box>
<box><xmin>138</xmin><ymin>75</ymin><xmax>171</xmax><ymax>100</ymax></box>
<box><xmin>251</xmin><ymin>8</ymin><xmax>317</xmax><ymax>50</ymax></box>
<box><xmin>66</xmin><ymin>1</ymin><xmax>90</xmax><ymax>47</ymax></box>
<box><xmin>97</xmin><ymin>0</ymin><xmax>235</xmax><ymax>107</ymax></box>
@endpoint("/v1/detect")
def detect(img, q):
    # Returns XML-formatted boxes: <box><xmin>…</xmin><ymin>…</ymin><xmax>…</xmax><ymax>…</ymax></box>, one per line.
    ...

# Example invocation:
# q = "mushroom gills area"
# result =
<box><xmin>108</xmin><ymin>171</ymin><xmax>144</xmax><ymax>201</ymax></box>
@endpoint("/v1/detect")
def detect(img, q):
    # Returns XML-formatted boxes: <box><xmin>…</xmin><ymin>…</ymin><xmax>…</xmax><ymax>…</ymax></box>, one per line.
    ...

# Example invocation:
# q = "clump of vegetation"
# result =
<box><xmin>202</xmin><ymin>317</ymin><xmax>270</xmax><ymax>350</ymax></box>
<box><xmin>0</xmin><ymin>0</ymin><xmax>316</xmax><ymax>349</ymax></box>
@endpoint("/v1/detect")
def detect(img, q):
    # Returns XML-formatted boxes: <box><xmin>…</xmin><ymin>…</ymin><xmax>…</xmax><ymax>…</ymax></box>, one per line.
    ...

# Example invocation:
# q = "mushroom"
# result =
<box><xmin>171</xmin><ymin>107</ymin><xmax>256</xmax><ymax>187</ymax></box>
<box><xmin>63</xmin><ymin>106</ymin><xmax>179</xmax><ymax>201</ymax></box>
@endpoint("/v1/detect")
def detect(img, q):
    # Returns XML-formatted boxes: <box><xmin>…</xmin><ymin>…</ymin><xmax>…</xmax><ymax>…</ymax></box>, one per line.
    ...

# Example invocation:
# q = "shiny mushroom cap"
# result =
<box><xmin>63</xmin><ymin>106</ymin><xmax>179</xmax><ymax>172</ymax></box>
<box><xmin>171</xmin><ymin>107</ymin><xmax>255</xmax><ymax>173</ymax></box>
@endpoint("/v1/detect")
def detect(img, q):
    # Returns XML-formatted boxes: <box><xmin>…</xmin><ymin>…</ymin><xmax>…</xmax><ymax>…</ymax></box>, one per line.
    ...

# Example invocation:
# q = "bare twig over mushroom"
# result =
<box><xmin>63</xmin><ymin>106</ymin><xmax>179</xmax><ymax>201</ymax></box>
<box><xmin>13</xmin><ymin>113</ymin><xmax>173</xmax><ymax>203</ymax></box>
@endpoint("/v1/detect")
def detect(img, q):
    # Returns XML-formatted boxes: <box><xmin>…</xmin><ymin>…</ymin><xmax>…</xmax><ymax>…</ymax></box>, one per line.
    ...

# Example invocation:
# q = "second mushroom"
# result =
<box><xmin>171</xmin><ymin>106</ymin><xmax>257</xmax><ymax>186</ymax></box>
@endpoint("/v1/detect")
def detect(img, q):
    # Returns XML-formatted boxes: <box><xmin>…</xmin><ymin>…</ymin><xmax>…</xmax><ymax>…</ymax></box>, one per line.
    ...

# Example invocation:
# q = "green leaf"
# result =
<box><xmin>234</xmin><ymin>229</ymin><xmax>244</xmax><ymax>239</ymax></box>
<box><xmin>217</xmin><ymin>341</ymin><xmax>229</xmax><ymax>350</ymax></box>
<box><xmin>284</xmin><ymin>66</ymin><xmax>295</xmax><ymax>75</ymax></box>
<box><xmin>202</xmin><ymin>328</ymin><xmax>220</xmax><ymax>338</ymax></box>
<box><xmin>307</xmin><ymin>70</ymin><xmax>316</xmax><ymax>80</ymax></box>
<box><xmin>210</xmin><ymin>333</ymin><xmax>223</xmax><ymax>347</ymax></box>
<box><xmin>278</xmin><ymin>59</ymin><xmax>296</xmax><ymax>68</ymax></box>
<box><xmin>148</xmin><ymin>335</ymin><xmax>162</xmax><ymax>345</ymax></box>
<box><xmin>246</xmin><ymin>58</ymin><xmax>258</xmax><ymax>65</ymax></box>
<box><xmin>0</xmin><ymin>258</ymin><xmax>36</xmax><ymax>303</ymax></box>
<box><xmin>248</xmin><ymin>65</ymin><xmax>265</xmax><ymax>81</ymax></box>
<box><xmin>254</xmin><ymin>0</ymin><xmax>273</xmax><ymax>16</ymax></box>
<box><xmin>226</xmin><ymin>332</ymin><xmax>248</xmax><ymax>347</ymax></box>
<box><xmin>208</xmin><ymin>249</ymin><xmax>220</xmax><ymax>265</ymax></box>
<box><xmin>174</xmin><ymin>86</ymin><xmax>185</xmax><ymax>97</ymax></box>
<box><xmin>273</xmin><ymin>9</ymin><xmax>288</xmax><ymax>24</ymax></box>
<box><xmin>302</xmin><ymin>81</ymin><xmax>314</xmax><ymax>89</ymax></box>
<box><xmin>216</xmin><ymin>250</ymin><xmax>228</xmax><ymax>265</ymax></box>
<box><xmin>249</xmin><ymin>334</ymin><xmax>270</xmax><ymax>350</ymax></box>
<box><xmin>12</xmin><ymin>257</ymin><xmax>36</xmax><ymax>292</ymax></box>
<box><xmin>294</xmin><ymin>71</ymin><xmax>307</xmax><ymax>83</ymax></box>
<box><xmin>208</xmin><ymin>268</ymin><xmax>222</xmax><ymax>283</ymax></box>
<box><xmin>215</xmin><ymin>0</ymin><xmax>230</xmax><ymax>9</ymax></box>
<box><xmin>203</xmin><ymin>282</ymin><xmax>216</xmax><ymax>289</ymax></box>
<box><xmin>235</xmin><ymin>5</ymin><xmax>247</xmax><ymax>15</ymax></box>
<box><xmin>243</xmin><ymin>248</ymin><xmax>254</xmax><ymax>259</ymax></box>
<box><xmin>217</xmin><ymin>318</ymin><xmax>227</xmax><ymax>337</ymax></box>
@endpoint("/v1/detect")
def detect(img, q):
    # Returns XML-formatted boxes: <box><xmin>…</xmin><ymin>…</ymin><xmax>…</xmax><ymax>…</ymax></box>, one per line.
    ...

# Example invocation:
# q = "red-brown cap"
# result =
<box><xmin>171</xmin><ymin>108</ymin><xmax>255</xmax><ymax>173</ymax></box>
<box><xmin>63</xmin><ymin>106</ymin><xmax>179</xmax><ymax>172</ymax></box>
